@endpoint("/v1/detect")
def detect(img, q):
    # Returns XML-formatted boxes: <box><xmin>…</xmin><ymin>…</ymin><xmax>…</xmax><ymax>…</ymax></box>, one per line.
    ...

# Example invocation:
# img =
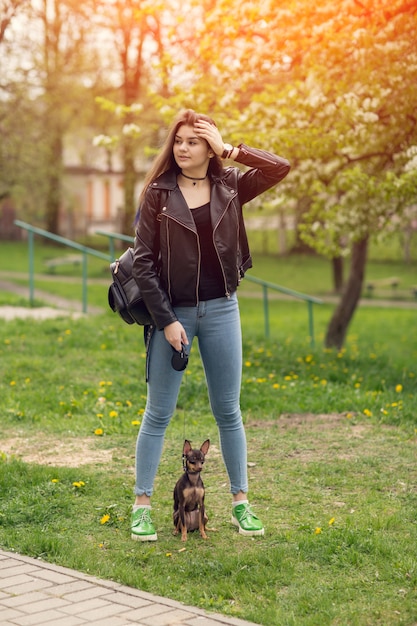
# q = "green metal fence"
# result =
<box><xmin>244</xmin><ymin>275</ymin><xmax>323</xmax><ymax>345</ymax></box>
<box><xmin>14</xmin><ymin>220</ymin><xmax>112</xmax><ymax>314</ymax></box>
<box><xmin>13</xmin><ymin>222</ymin><xmax>323</xmax><ymax>345</ymax></box>
<box><xmin>96</xmin><ymin>230</ymin><xmax>323</xmax><ymax>346</ymax></box>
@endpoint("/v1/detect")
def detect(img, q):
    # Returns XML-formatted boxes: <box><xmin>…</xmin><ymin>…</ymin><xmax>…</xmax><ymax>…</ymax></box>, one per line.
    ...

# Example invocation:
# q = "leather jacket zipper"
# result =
<box><xmin>212</xmin><ymin>197</ymin><xmax>234</xmax><ymax>299</ymax></box>
<box><xmin>238</xmin><ymin>144</ymin><xmax>280</xmax><ymax>166</ymax></box>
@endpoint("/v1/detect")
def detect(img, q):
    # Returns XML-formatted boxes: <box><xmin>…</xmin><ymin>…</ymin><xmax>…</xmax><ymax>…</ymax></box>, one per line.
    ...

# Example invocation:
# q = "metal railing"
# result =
<box><xmin>244</xmin><ymin>275</ymin><xmax>323</xmax><ymax>346</ymax></box>
<box><xmin>14</xmin><ymin>220</ymin><xmax>112</xmax><ymax>313</ymax></box>
<box><xmin>13</xmin><ymin>223</ymin><xmax>323</xmax><ymax>345</ymax></box>
<box><xmin>97</xmin><ymin>230</ymin><xmax>323</xmax><ymax>346</ymax></box>
<box><xmin>95</xmin><ymin>229</ymin><xmax>134</xmax><ymax>261</ymax></box>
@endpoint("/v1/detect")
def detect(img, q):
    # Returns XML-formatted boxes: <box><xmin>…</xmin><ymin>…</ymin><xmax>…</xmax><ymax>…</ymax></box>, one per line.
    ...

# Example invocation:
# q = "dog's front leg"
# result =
<box><xmin>199</xmin><ymin>502</ymin><xmax>208</xmax><ymax>540</ymax></box>
<box><xmin>179</xmin><ymin>506</ymin><xmax>188</xmax><ymax>542</ymax></box>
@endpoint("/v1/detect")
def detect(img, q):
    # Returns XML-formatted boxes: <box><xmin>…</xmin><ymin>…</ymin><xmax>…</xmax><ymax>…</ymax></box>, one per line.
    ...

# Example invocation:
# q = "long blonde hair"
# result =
<box><xmin>138</xmin><ymin>109</ymin><xmax>224</xmax><ymax>206</ymax></box>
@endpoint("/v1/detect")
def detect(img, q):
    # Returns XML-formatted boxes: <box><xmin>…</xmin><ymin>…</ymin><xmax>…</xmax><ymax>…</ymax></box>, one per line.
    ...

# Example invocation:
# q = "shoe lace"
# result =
<box><xmin>134</xmin><ymin>508</ymin><xmax>152</xmax><ymax>525</ymax></box>
<box><xmin>237</xmin><ymin>504</ymin><xmax>257</xmax><ymax>521</ymax></box>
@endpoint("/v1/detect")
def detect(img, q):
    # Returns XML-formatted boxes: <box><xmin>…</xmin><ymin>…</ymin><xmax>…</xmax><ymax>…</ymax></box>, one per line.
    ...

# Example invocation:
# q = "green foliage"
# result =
<box><xmin>3</xmin><ymin>0</ymin><xmax>417</xmax><ymax>248</ymax></box>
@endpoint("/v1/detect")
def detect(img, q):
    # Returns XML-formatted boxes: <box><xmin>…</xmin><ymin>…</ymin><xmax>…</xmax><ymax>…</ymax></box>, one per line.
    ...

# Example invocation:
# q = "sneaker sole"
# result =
<box><xmin>231</xmin><ymin>516</ymin><xmax>265</xmax><ymax>536</ymax></box>
<box><xmin>131</xmin><ymin>533</ymin><xmax>158</xmax><ymax>541</ymax></box>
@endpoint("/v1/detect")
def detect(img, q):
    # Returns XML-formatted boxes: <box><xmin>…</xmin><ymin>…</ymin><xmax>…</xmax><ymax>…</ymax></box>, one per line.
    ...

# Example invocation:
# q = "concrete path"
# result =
<box><xmin>0</xmin><ymin>278</ymin><xmax>104</xmax><ymax>316</ymax></box>
<box><xmin>0</xmin><ymin>550</ymin><xmax>259</xmax><ymax>626</ymax></box>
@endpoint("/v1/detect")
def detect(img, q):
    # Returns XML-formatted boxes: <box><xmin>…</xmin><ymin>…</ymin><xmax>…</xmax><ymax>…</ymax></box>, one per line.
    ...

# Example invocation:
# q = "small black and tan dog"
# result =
<box><xmin>173</xmin><ymin>439</ymin><xmax>210</xmax><ymax>542</ymax></box>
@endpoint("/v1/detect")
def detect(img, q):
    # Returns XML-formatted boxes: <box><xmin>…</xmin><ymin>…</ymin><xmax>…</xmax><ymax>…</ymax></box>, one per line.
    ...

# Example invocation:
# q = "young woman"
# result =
<box><xmin>131</xmin><ymin>109</ymin><xmax>290</xmax><ymax>540</ymax></box>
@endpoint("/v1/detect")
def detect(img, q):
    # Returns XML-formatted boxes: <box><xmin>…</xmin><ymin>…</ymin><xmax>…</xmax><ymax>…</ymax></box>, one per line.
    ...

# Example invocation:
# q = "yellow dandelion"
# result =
<box><xmin>320</xmin><ymin>379</ymin><xmax>327</xmax><ymax>386</ymax></box>
<box><xmin>363</xmin><ymin>409</ymin><xmax>372</xmax><ymax>417</ymax></box>
<box><xmin>131</xmin><ymin>420</ymin><xmax>141</xmax><ymax>426</ymax></box>
<box><xmin>51</xmin><ymin>478</ymin><xmax>59</xmax><ymax>483</ymax></box>
<box><xmin>165</xmin><ymin>552</ymin><xmax>172</xmax><ymax>557</ymax></box>
<box><xmin>109</xmin><ymin>410</ymin><xmax>118</xmax><ymax>418</ymax></box>
<box><xmin>314</xmin><ymin>527</ymin><xmax>322</xmax><ymax>534</ymax></box>
<box><xmin>245</xmin><ymin>361</ymin><xmax>252</xmax><ymax>367</ymax></box>
<box><xmin>94</xmin><ymin>428</ymin><xmax>104</xmax><ymax>436</ymax></box>
<box><xmin>126</xmin><ymin>400</ymin><xmax>133</xmax><ymax>407</ymax></box>
<box><xmin>346</xmin><ymin>413</ymin><xmax>353</xmax><ymax>419</ymax></box>
<box><xmin>65</xmin><ymin>329</ymin><xmax>71</xmax><ymax>335</ymax></box>
<box><xmin>10</xmin><ymin>381</ymin><xmax>16</xmax><ymax>386</ymax></box>
<box><xmin>273</xmin><ymin>383</ymin><xmax>280</xmax><ymax>389</ymax></box>
<box><xmin>395</xmin><ymin>384</ymin><xmax>403</xmax><ymax>393</ymax></box>
<box><xmin>328</xmin><ymin>517</ymin><xmax>335</xmax><ymax>526</ymax></box>
<box><xmin>100</xmin><ymin>514</ymin><xmax>110</xmax><ymax>525</ymax></box>
<box><xmin>101</xmin><ymin>344</ymin><xmax>107</xmax><ymax>350</ymax></box>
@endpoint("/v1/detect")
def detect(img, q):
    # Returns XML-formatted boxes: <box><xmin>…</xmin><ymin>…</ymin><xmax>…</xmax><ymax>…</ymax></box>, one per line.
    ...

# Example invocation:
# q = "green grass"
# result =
<box><xmin>0</xmin><ymin>240</ymin><xmax>417</xmax><ymax>625</ymax></box>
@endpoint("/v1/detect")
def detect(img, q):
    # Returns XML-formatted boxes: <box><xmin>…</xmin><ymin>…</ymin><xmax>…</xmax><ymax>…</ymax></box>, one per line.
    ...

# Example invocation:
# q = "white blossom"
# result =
<box><xmin>122</xmin><ymin>124</ymin><xmax>141</xmax><ymax>137</ymax></box>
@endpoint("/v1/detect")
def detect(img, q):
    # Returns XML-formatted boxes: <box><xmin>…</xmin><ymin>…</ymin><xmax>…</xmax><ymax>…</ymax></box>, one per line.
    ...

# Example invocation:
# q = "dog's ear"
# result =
<box><xmin>200</xmin><ymin>439</ymin><xmax>210</xmax><ymax>455</ymax></box>
<box><xmin>183</xmin><ymin>440</ymin><xmax>192</xmax><ymax>455</ymax></box>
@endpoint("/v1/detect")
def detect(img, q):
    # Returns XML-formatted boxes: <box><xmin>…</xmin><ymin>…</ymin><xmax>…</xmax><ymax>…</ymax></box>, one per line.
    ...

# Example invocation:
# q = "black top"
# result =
<box><xmin>191</xmin><ymin>203</ymin><xmax>225</xmax><ymax>300</ymax></box>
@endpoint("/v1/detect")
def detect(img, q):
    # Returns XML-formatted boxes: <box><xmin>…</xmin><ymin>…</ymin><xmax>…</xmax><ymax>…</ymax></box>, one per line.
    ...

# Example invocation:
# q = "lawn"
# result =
<box><xmin>0</xmin><ymin>240</ymin><xmax>416</xmax><ymax>625</ymax></box>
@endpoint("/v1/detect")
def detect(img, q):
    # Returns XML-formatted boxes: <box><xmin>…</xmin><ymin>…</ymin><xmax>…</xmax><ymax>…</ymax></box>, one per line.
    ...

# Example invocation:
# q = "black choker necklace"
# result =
<box><xmin>181</xmin><ymin>172</ymin><xmax>207</xmax><ymax>186</ymax></box>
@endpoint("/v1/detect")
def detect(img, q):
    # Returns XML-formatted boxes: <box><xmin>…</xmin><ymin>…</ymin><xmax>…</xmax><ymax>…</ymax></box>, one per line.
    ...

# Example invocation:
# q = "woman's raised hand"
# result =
<box><xmin>194</xmin><ymin>119</ymin><xmax>224</xmax><ymax>157</ymax></box>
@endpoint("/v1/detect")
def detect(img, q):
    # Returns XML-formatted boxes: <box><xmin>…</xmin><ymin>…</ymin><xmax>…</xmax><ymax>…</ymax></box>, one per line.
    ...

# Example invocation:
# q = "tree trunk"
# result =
<box><xmin>45</xmin><ymin>132</ymin><xmax>63</xmax><ymax>235</ymax></box>
<box><xmin>121</xmin><ymin>137</ymin><xmax>136</xmax><ymax>234</ymax></box>
<box><xmin>325</xmin><ymin>237</ymin><xmax>368</xmax><ymax>350</ymax></box>
<box><xmin>277</xmin><ymin>210</ymin><xmax>287</xmax><ymax>256</ymax></box>
<box><xmin>331</xmin><ymin>256</ymin><xmax>344</xmax><ymax>293</ymax></box>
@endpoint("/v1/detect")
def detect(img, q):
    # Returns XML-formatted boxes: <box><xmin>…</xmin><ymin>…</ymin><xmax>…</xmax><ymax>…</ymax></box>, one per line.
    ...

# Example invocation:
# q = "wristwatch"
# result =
<box><xmin>221</xmin><ymin>143</ymin><xmax>234</xmax><ymax>159</ymax></box>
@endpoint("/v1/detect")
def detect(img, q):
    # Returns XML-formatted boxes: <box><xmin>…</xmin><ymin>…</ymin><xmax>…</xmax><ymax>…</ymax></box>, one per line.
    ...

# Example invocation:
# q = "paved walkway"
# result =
<box><xmin>0</xmin><ymin>550</ymin><xmax>259</xmax><ymax>626</ymax></box>
<box><xmin>0</xmin><ymin>279</ymin><xmax>104</xmax><ymax>316</ymax></box>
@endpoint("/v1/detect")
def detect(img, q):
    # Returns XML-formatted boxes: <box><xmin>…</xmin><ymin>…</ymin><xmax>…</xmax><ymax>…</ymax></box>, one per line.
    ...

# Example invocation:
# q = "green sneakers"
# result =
<box><xmin>131</xmin><ymin>507</ymin><xmax>157</xmax><ymax>541</ymax></box>
<box><xmin>231</xmin><ymin>502</ymin><xmax>265</xmax><ymax>536</ymax></box>
<box><xmin>131</xmin><ymin>503</ymin><xmax>263</xmax><ymax>540</ymax></box>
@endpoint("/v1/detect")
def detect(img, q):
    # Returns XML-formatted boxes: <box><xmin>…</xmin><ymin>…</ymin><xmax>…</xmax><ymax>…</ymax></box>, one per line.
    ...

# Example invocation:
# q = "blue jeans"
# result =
<box><xmin>135</xmin><ymin>293</ymin><xmax>248</xmax><ymax>497</ymax></box>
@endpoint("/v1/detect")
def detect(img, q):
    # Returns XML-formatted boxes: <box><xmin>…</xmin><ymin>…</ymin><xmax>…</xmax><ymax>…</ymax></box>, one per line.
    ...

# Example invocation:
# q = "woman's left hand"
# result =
<box><xmin>194</xmin><ymin>119</ymin><xmax>224</xmax><ymax>156</ymax></box>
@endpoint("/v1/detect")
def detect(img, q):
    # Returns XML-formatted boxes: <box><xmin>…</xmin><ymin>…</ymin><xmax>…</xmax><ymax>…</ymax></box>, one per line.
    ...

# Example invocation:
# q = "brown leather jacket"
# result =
<box><xmin>133</xmin><ymin>144</ymin><xmax>290</xmax><ymax>329</ymax></box>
